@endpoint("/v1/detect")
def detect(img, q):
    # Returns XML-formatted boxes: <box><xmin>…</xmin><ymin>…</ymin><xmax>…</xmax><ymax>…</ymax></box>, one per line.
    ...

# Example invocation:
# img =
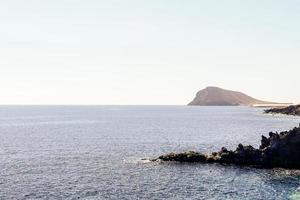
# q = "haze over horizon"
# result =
<box><xmin>1</xmin><ymin>0</ymin><xmax>299</xmax><ymax>105</ymax></box>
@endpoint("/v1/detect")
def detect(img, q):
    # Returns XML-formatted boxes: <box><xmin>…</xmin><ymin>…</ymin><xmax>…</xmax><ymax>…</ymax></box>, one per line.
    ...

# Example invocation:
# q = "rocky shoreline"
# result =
<box><xmin>153</xmin><ymin>126</ymin><xmax>300</xmax><ymax>169</ymax></box>
<box><xmin>264</xmin><ymin>105</ymin><xmax>300</xmax><ymax>116</ymax></box>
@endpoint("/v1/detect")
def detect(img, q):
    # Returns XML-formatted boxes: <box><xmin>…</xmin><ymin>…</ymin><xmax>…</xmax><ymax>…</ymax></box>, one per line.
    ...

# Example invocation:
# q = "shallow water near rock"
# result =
<box><xmin>0</xmin><ymin>106</ymin><xmax>299</xmax><ymax>199</ymax></box>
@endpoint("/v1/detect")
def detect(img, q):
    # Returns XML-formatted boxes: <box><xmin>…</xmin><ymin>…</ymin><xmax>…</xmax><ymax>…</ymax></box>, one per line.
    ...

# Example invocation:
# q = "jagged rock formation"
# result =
<box><xmin>154</xmin><ymin>126</ymin><xmax>300</xmax><ymax>169</ymax></box>
<box><xmin>188</xmin><ymin>87</ymin><xmax>278</xmax><ymax>106</ymax></box>
<box><xmin>265</xmin><ymin>105</ymin><xmax>300</xmax><ymax>116</ymax></box>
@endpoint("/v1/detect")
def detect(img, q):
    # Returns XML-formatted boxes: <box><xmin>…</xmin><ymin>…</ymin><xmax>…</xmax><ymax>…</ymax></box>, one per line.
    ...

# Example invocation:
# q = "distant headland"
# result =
<box><xmin>188</xmin><ymin>86</ymin><xmax>291</xmax><ymax>107</ymax></box>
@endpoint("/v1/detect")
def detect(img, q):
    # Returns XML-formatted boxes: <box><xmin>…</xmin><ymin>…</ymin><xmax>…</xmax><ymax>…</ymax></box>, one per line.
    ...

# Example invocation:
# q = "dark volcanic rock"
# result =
<box><xmin>154</xmin><ymin>126</ymin><xmax>300</xmax><ymax>169</ymax></box>
<box><xmin>158</xmin><ymin>151</ymin><xmax>207</xmax><ymax>162</ymax></box>
<box><xmin>265</xmin><ymin>105</ymin><xmax>300</xmax><ymax>116</ymax></box>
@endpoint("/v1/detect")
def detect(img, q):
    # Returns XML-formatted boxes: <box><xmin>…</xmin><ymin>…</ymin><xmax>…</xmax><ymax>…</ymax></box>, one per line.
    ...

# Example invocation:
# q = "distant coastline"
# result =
<box><xmin>188</xmin><ymin>86</ymin><xmax>290</xmax><ymax>107</ymax></box>
<box><xmin>252</xmin><ymin>103</ymin><xmax>293</xmax><ymax>108</ymax></box>
<box><xmin>264</xmin><ymin>104</ymin><xmax>300</xmax><ymax>116</ymax></box>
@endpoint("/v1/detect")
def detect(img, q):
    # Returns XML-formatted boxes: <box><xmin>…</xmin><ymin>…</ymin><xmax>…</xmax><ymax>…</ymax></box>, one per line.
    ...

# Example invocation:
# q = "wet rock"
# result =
<box><xmin>154</xmin><ymin>126</ymin><xmax>300</xmax><ymax>169</ymax></box>
<box><xmin>158</xmin><ymin>151</ymin><xmax>207</xmax><ymax>162</ymax></box>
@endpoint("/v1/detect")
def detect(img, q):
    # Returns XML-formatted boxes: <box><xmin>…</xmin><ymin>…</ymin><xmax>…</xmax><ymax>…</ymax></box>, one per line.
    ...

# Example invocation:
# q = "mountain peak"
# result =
<box><xmin>188</xmin><ymin>87</ymin><xmax>277</xmax><ymax>106</ymax></box>
<box><xmin>205</xmin><ymin>86</ymin><xmax>221</xmax><ymax>90</ymax></box>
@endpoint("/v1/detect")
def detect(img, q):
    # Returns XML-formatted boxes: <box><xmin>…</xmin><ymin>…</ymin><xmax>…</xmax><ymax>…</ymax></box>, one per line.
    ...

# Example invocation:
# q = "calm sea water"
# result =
<box><xmin>0</xmin><ymin>106</ymin><xmax>299</xmax><ymax>200</ymax></box>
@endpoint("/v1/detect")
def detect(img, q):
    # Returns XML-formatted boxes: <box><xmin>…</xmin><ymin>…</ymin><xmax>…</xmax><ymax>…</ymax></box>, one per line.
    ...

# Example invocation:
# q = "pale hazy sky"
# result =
<box><xmin>0</xmin><ymin>0</ymin><xmax>299</xmax><ymax>105</ymax></box>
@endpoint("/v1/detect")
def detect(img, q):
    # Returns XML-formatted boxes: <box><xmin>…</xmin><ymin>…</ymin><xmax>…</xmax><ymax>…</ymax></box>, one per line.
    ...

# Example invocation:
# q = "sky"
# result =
<box><xmin>0</xmin><ymin>0</ymin><xmax>299</xmax><ymax>105</ymax></box>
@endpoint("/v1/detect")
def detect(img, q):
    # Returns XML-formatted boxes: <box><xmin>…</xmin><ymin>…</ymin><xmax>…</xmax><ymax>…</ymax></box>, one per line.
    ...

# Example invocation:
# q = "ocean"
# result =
<box><xmin>0</xmin><ymin>106</ymin><xmax>299</xmax><ymax>200</ymax></box>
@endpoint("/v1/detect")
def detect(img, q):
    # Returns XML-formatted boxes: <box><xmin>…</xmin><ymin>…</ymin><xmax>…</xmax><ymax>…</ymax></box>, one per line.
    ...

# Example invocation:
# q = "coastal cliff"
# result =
<box><xmin>154</xmin><ymin>126</ymin><xmax>300</xmax><ymax>169</ymax></box>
